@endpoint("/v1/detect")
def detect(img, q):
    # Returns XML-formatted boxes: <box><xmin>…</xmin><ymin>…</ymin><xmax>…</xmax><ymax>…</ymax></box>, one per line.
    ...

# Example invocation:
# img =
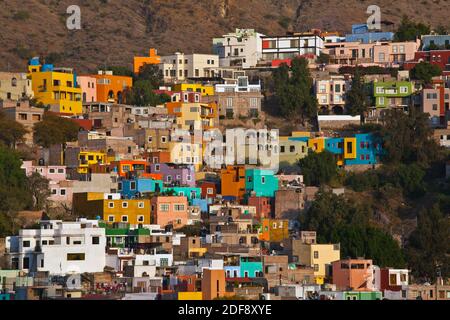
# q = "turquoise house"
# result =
<box><xmin>240</xmin><ymin>257</ymin><xmax>263</xmax><ymax>278</ymax></box>
<box><xmin>245</xmin><ymin>169</ymin><xmax>279</xmax><ymax>198</ymax></box>
<box><xmin>162</xmin><ymin>186</ymin><xmax>201</xmax><ymax>204</ymax></box>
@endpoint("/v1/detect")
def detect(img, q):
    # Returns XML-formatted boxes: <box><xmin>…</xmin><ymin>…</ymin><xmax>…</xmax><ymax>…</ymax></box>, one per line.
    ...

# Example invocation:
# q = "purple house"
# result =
<box><xmin>149</xmin><ymin>163</ymin><xmax>195</xmax><ymax>187</ymax></box>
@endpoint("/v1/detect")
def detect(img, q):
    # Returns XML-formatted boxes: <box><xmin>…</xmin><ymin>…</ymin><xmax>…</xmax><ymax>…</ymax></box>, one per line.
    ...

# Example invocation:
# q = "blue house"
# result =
<box><xmin>119</xmin><ymin>178</ymin><xmax>163</xmax><ymax>199</ymax></box>
<box><xmin>422</xmin><ymin>35</ymin><xmax>450</xmax><ymax>50</ymax></box>
<box><xmin>345</xmin><ymin>23</ymin><xmax>394</xmax><ymax>44</ymax></box>
<box><xmin>192</xmin><ymin>198</ymin><xmax>209</xmax><ymax>213</ymax></box>
<box><xmin>224</xmin><ymin>266</ymin><xmax>241</xmax><ymax>279</ymax></box>
<box><xmin>345</xmin><ymin>133</ymin><xmax>383</xmax><ymax>166</ymax></box>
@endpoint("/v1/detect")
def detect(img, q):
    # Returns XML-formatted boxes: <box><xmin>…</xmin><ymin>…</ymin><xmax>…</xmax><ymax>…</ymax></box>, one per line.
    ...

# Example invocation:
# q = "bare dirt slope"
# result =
<box><xmin>0</xmin><ymin>0</ymin><xmax>448</xmax><ymax>72</ymax></box>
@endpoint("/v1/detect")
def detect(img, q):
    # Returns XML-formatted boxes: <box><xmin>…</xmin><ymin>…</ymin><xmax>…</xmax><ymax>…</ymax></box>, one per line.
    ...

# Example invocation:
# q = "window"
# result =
<box><xmin>130</xmin><ymin>181</ymin><xmax>136</xmax><ymax>190</ymax></box>
<box><xmin>60</xmin><ymin>189</ymin><xmax>66</xmax><ymax>196</ymax></box>
<box><xmin>261</xmin><ymin>176</ymin><xmax>266</xmax><ymax>184</ymax></box>
<box><xmin>108</xmin><ymin>215</ymin><xmax>114</xmax><ymax>222</ymax></box>
<box><xmin>121</xmin><ymin>216</ymin><xmax>128</xmax><ymax>222</ymax></box>
<box><xmin>174</xmin><ymin>204</ymin><xmax>185</xmax><ymax>211</ymax></box>
<box><xmin>23</xmin><ymin>257</ymin><xmax>30</xmax><ymax>269</ymax></box>
<box><xmin>389</xmin><ymin>274</ymin><xmax>397</xmax><ymax>285</ymax></box>
<box><xmin>138</xmin><ymin>215</ymin><xmax>144</xmax><ymax>222</ymax></box>
<box><xmin>399</xmin><ymin>86</ymin><xmax>408</xmax><ymax>94</ymax></box>
<box><xmin>92</xmin><ymin>237</ymin><xmax>100</xmax><ymax>245</ymax></box>
<box><xmin>118</xmin><ymin>182</ymin><xmax>122</xmax><ymax>191</ymax></box>
<box><xmin>433</xmin><ymin>104</ymin><xmax>438</xmax><ymax>111</ymax></box>
<box><xmin>122</xmin><ymin>202</ymin><xmax>128</xmax><ymax>208</ymax></box>
<box><xmin>160</xmin><ymin>204</ymin><xmax>170</xmax><ymax>212</ymax></box>
<box><xmin>378</xmin><ymin>53</ymin><xmax>385</xmax><ymax>62</ymax></box>
<box><xmin>207</xmin><ymin>188</ymin><xmax>214</xmax><ymax>195</ymax></box>
<box><xmin>67</xmin><ymin>253</ymin><xmax>85</xmax><ymax>261</ymax></box>
<box><xmin>108</xmin><ymin>202</ymin><xmax>114</xmax><ymax>209</ymax></box>
<box><xmin>314</xmin><ymin>251</ymin><xmax>319</xmax><ymax>259</ymax></box>
<box><xmin>23</xmin><ymin>240</ymin><xmax>30</xmax><ymax>247</ymax></box>
<box><xmin>226</xmin><ymin>97</ymin><xmax>233</xmax><ymax>108</ymax></box>
<box><xmin>138</xmin><ymin>202</ymin><xmax>145</xmax><ymax>209</ymax></box>
<box><xmin>376</xmin><ymin>87</ymin><xmax>384</xmax><ymax>94</ymax></box>
<box><xmin>186</xmin><ymin>175</ymin><xmax>192</xmax><ymax>182</ymax></box>
<box><xmin>161</xmin><ymin>136</ymin><xmax>167</xmax><ymax>143</ymax></box>
<box><xmin>154</xmin><ymin>164</ymin><xmax>160</xmax><ymax>172</ymax></box>
<box><xmin>314</xmin><ymin>264</ymin><xmax>319</xmax><ymax>272</ymax></box>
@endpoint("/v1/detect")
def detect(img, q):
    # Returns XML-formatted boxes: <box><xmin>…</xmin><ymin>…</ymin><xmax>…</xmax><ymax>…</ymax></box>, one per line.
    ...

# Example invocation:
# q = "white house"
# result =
<box><xmin>5</xmin><ymin>219</ymin><xmax>106</xmax><ymax>275</ymax></box>
<box><xmin>213</xmin><ymin>28</ymin><xmax>265</xmax><ymax>69</ymax></box>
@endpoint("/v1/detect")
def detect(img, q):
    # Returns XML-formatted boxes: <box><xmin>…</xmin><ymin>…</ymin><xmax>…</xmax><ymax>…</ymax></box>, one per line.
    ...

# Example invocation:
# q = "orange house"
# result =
<box><xmin>110</xmin><ymin>160</ymin><xmax>162</xmax><ymax>180</ymax></box>
<box><xmin>332</xmin><ymin>259</ymin><xmax>374</xmax><ymax>291</ymax></box>
<box><xmin>146</xmin><ymin>151</ymin><xmax>171</xmax><ymax>164</ymax></box>
<box><xmin>133</xmin><ymin>48</ymin><xmax>161</xmax><ymax>74</ymax></box>
<box><xmin>151</xmin><ymin>196</ymin><xmax>189</xmax><ymax>228</ymax></box>
<box><xmin>259</xmin><ymin>219</ymin><xmax>289</xmax><ymax>242</ymax></box>
<box><xmin>201</xmin><ymin>269</ymin><xmax>231</xmax><ymax>300</ymax></box>
<box><xmin>220</xmin><ymin>166</ymin><xmax>246</xmax><ymax>200</ymax></box>
<box><xmin>91</xmin><ymin>72</ymin><xmax>133</xmax><ymax>104</ymax></box>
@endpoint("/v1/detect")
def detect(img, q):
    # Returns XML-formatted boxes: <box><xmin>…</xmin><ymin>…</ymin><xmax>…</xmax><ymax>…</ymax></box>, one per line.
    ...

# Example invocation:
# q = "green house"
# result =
<box><xmin>343</xmin><ymin>291</ymin><xmax>382</xmax><ymax>300</ymax></box>
<box><xmin>373</xmin><ymin>81</ymin><xmax>414</xmax><ymax>108</ymax></box>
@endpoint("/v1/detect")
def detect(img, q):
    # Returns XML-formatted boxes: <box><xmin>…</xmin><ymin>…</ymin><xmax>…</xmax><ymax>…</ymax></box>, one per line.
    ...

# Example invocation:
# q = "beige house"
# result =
<box><xmin>160</xmin><ymin>52</ymin><xmax>220</xmax><ymax>83</ymax></box>
<box><xmin>0</xmin><ymin>72</ymin><xmax>34</xmax><ymax>101</ymax></box>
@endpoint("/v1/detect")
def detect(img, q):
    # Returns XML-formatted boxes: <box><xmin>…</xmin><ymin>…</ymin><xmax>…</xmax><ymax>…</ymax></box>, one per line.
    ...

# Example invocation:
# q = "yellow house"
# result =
<box><xmin>173</xmin><ymin>83</ymin><xmax>214</xmax><ymax>96</ymax></box>
<box><xmin>78</xmin><ymin>151</ymin><xmax>109</xmax><ymax>174</ymax></box>
<box><xmin>166</xmin><ymin>102</ymin><xmax>219</xmax><ymax>131</ymax></box>
<box><xmin>178</xmin><ymin>292</ymin><xmax>203</xmax><ymax>300</ymax></box>
<box><xmin>28</xmin><ymin>58</ymin><xmax>82</xmax><ymax>114</ymax></box>
<box><xmin>72</xmin><ymin>192</ymin><xmax>151</xmax><ymax>225</ymax></box>
<box><xmin>294</xmin><ymin>242</ymin><xmax>341</xmax><ymax>280</ymax></box>
<box><xmin>279</xmin><ymin>137</ymin><xmax>308</xmax><ymax>165</ymax></box>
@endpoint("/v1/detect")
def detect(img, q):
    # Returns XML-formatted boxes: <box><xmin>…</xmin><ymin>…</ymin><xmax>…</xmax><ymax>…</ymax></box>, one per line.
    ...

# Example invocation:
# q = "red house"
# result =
<box><xmin>200</xmin><ymin>181</ymin><xmax>218</xmax><ymax>199</ymax></box>
<box><xmin>404</xmin><ymin>50</ymin><xmax>450</xmax><ymax>75</ymax></box>
<box><xmin>247</xmin><ymin>196</ymin><xmax>272</xmax><ymax>220</ymax></box>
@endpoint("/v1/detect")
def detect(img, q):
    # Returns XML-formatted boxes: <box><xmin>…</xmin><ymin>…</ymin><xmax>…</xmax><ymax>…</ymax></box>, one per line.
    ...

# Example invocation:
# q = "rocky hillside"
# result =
<box><xmin>0</xmin><ymin>0</ymin><xmax>449</xmax><ymax>72</ymax></box>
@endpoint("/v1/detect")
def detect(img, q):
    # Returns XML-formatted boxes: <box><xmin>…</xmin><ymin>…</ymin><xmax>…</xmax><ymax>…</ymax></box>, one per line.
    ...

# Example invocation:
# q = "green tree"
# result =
<box><xmin>26</xmin><ymin>172</ymin><xmax>50</xmax><ymax>210</ymax></box>
<box><xmin>124</xmin><ymin>80</ymin><xmax>165</xmax><ymax>106</ymax></box>
<box><xmin>405</xmin><ymin>205</ymin><xmax>450</xmax><ymax>281</ymax></box>
<box><xmin>301</xmin><ymin>191</ymin><xmax>405</xmax><ymax>268</ymax></box>
<box><xmin>434</xmin><ymin>25</ymin><xmax>448</xmax><ymax>35</ymax></box>
<box><xmin>380</xmin><ymin>108</ymin><xmax>441</xmax><ymax>166</ymax></box>
<box><xmin>0</xmin><ymin>144</ymin><xmax>32</xmax><ymax>236</ymax></box>
<box><xmin>394</xmin><ymin>16</ymin><xmax>430</xmax><ymax>42</ymax></box>
<box><xmin>33</xmin><ymin>113</ymin><xmax>80</xmax><ymax>148</ymax></box>
<box><xmin>0</xmin><ymin>111</ymin><xmax>27</xmax><ymax>148</ymax></box>
<box><xmin>136</xmin><ymin>64</ymin><xmax>164</xmax><ymax>88</ymax></box>
<box><xmin>411</xmin><ymin>62</ymin><xmax>442</xmax><ymax>84</ymax></box>
<box><xmin>298</xmin><ymin>150</ymin><xmax>338</xmax><ymax>187</ymax></box>
<box><xmin>345</xmin><ymin>69</ymin><xmax>368</xmax><ymax>118</ymax></box>
<box><xmin>273</xmin><ymin>58</ymin><xmax>318</xmax><ymax>123</ymax></box>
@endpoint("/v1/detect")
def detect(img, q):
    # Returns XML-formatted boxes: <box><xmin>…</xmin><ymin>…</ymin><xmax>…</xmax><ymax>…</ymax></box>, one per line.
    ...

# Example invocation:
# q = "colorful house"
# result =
<box><xmin>72</xmin><ymin>192</ymin><xmax>151</xmax><ymax>225</ymax></box>
<box><xmin>149</xmin><ymin>163</ymin><xmax>196</xmax><ymax>187</ymax></box>
<box><xmin>162</xmin><ymin>186</ymin><xmax>201</xmax><ymax>204</ymax></box>
<box><xmin>109</xmin><ymin>160</ymin><xmax>162</xmax><ymax>179</ymax></box>
<box><xmin>91</xmin><ymin>71</ymin><xmax>133</xmax><ymax>104</ymax></box>
<box><xmin>172</xmin><ymin>83</ymin><xmax>214</xmax><ymax>96</ymax></box>
<box><xmin>78</xmin><ymin>151</ymin><xmax>109</xmax><ymax>174</ymax></box>
<box><xmin>166</xmin><ymin>101</ymin><xmax>219</xmax><ymax>131</ymax></box>
<box><xmin>150</xmin><ymin>196</ymin><xmax>189</xmax><ymax>228</ymax></box>
<box><xmin>133</xmin><ymin>48</ymin><xmax>161</xmax><ymax>74</ymax></box>
<box><xmin>279</xmin><ymin>136</ymin><xmax>308</xmax><ymax>165</ymax></box>
<box><xmin>220</xmin><ymin>166</ymin><xmax>246</xmax><ymax>200</ymax></box>
<box><xmin>28</xmin><ymin>57</ymin><xmax>82</xmax><ymax>114</ymax></box>
<box><xmin>245</xmin><ymin>169</ymin><xmax>279</xmax><ymax>198</ymax></box>
<box><xmin>332</xmin><ymin>259</ymin><xmax>374</xmax><ymax>291</ymax></box>
<box><xmin>119</xmin><ymin>178</ymin><xmax>164</xmax><ymax>199</ymax></box>
<box><xmin>259</xmin><ymin>219</ymin><xmax>289</xmax><ymax>242</ymax></box>
<box><xmin>240</xmin><ymin>257</ymin><xmax>263</xmax><ymax>278</ymax></box>
<box><xmin>373</xmin><ymin>81</ymin><xmax>414</xmax><ymax>109</ymax></box>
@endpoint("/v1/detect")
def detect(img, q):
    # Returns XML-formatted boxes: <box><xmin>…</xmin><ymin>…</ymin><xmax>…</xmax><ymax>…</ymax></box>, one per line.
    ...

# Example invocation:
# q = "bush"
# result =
<box><xmin>13</xmin><ymin>11</ymin><xmax>30</xmax><ymax>21</ymax></box>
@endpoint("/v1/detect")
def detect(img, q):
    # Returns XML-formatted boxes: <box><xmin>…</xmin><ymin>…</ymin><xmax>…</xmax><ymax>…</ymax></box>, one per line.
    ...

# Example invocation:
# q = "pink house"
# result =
<box><xmin>77</xmin><ymin>75</ymin><xmax>97</xmax><ymax>103</ymax></box>
<box><xmin>151</xmin><ymin>196</ymin><xmax>188</xmax><ymax>229</ymax></box>
<box><xmin>324</xmin><ymin>40</ymin><xmax>420</xmax><ymax>67</ymax></box>
<box><xmin>21</xmin><ymin>161</ymin><xmax>73</xmax><ymax>204</ymax></box>
<box><xmin>421</xmin><ymin>79</ymin><xmax>450</xmax><ymax>127</ymax></box>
